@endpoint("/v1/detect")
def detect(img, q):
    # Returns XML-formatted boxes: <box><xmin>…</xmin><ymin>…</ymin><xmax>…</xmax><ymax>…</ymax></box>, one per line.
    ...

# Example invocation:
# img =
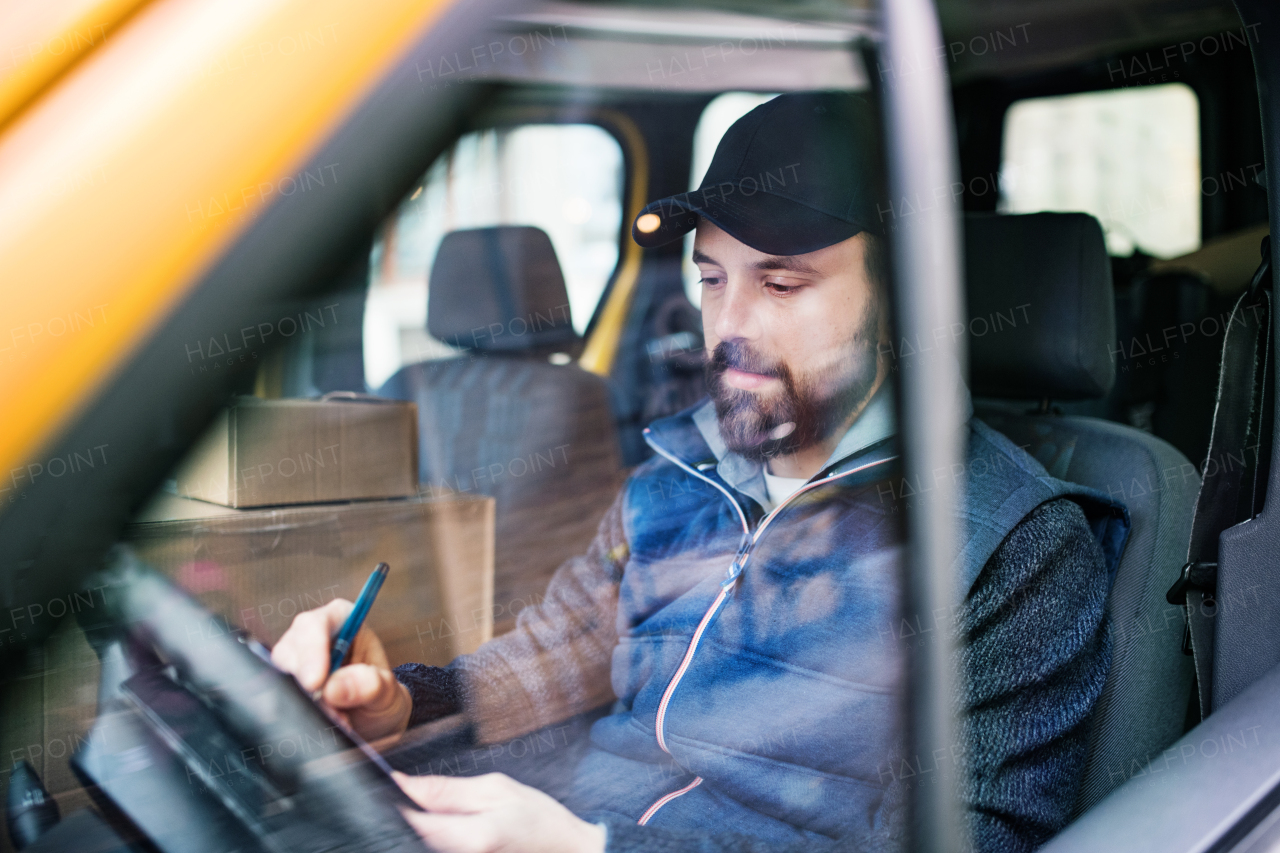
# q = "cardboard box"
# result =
<box><xmin>124</xmin><ymin>493</ymin><xmax>494</xmax><ymax>667</ymax></box>
<box><xmin>173</xmin><ymin>396</ymin><xmax>419</xmax><ymax>508</ymax></box>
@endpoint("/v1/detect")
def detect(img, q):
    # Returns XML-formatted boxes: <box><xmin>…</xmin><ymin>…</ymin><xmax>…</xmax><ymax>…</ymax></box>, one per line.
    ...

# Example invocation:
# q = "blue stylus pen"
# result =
<box><xmin>329</xmin><ymin>562</ymin><xmax>390</xmax><ymax>675</ymax></box>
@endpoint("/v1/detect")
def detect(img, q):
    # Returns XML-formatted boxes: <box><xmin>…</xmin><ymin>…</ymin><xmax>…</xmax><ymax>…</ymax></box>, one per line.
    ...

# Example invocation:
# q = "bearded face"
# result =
<box><xmin>705</xmin><ymin>307</ymin><xmax>882</xmax><ymax>462</ymax></box>
<box><xmin>693</xmin><ymin>223</ymin><xmax>888</xmax><ymax>463</ymax></box>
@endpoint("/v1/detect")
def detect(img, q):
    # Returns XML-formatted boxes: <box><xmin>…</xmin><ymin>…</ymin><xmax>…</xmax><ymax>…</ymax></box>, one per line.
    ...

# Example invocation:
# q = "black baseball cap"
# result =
<box><xmin>631</xmin><ymin>91</ymin><xmax>886</xmax><ymax>256</ymax></box>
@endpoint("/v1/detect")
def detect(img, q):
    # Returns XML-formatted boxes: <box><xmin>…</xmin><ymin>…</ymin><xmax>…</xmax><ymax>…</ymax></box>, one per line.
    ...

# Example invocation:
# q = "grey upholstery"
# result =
<box><xmin>967</xmin><ymin>212</ymin><xmax>1116</xmax><ymax>400</ymax></box>
<box><xmin>427</xmin><ymin>226</ymin><xmax>578</xmax><ymax>352</ymax></box>
<box><xmin>977</xmin><ymin>410</ymin><xmax>1198</xmax><ymax>812</ymax></box>
<box><xmin>967</xmin><ymin>212</ymin><xmax>1197</xmax><ymax>815</ymax></box>
<box><xmin>380</xmin><ymin>226</ymin><xmax>622</xmax><ymax>636</ymax></box>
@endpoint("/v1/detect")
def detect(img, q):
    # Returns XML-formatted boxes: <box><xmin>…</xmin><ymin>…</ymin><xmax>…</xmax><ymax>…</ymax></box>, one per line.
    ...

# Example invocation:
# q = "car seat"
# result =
<box><xmin>378</xmin><ymin>226</ymin><xmax>624</xmax><ymax>636</ymax></box>
<box><xmin>965</xmin><ymin>212</ymin><xmax>1199</xmax><ymax>814</ymax></box>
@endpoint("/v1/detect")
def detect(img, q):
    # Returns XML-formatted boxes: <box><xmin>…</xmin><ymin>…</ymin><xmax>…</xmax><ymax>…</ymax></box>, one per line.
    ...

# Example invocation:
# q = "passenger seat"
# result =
<box><xmin>965</xmin><ymin>212</ymin><xmax>1199</xmax><ymax>815</ymax></box>
<box><xmin>378</xmin><ymin>226</ymin><xmax>624</xmax><ymax>636</ymax></box>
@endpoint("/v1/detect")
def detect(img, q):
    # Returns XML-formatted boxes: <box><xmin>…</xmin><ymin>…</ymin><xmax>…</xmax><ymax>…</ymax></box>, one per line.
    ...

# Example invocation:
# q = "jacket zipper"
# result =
<box><xmin>637</xmin><ymin>776</ymin><xmax>703</xmax><ymax>825</ymax></box>
<box><xmin>636</xmin><ymin>428</ymin><xmax>897</xmax><ymax>823</ymax></box>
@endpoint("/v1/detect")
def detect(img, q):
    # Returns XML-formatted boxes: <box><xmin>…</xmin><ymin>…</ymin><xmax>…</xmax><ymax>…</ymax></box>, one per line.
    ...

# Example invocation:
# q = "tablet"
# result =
<box><xmin>72</xmin><ymin>554</ymin><xmax>425</xmax><ymax>853</ymax></box>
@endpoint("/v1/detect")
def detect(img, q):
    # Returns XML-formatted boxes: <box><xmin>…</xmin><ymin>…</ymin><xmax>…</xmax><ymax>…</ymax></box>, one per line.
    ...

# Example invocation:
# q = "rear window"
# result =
<box><xmin>999</xmin><ymin>83</ymin><xmax>1201</xmax><ymax>258</ymax></box>
<box><xmin>364</xmin><ymin>124</ymin><xmax>624</xmax><ymax>389</ymax></box>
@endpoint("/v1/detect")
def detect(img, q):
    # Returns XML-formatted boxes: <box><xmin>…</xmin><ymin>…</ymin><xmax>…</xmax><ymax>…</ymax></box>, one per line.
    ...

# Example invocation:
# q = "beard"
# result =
<box><xmin>706</xmin><ymin>322</ymin><xmax>881</xmax><ymax>463</ymax></box>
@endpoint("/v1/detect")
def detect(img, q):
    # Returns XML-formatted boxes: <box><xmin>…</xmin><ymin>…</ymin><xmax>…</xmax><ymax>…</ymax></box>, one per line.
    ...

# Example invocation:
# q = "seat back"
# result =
<box><xmin>426</xmin><ymin>226</ymin><xmax>580</xmax><ymax>354</ymax></box>
<box><xmin>379</xmin><ymin>226</ymin><xmax>623</xmax><ymax>636</ymax></box>
<box><xmin>966</xmin><ymin>212</ymin><xmax>1198</xmax><ymax>813</ymax></box>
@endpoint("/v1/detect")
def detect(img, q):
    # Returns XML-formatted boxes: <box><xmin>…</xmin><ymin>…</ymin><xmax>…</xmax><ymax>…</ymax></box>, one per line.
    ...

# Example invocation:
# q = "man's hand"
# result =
<box><xmin>271</xmin><ymin>598</ymin><xmax>412</xmax><ymax>742</ymax></box>
<box><xmin>393</xmin><ymin>772</ymin><xmax>606</xmax><ymax>853</ymax></box>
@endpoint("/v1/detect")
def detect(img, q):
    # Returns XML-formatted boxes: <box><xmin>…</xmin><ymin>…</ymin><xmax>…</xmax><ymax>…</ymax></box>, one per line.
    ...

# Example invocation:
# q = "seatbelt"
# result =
<box><xmin>1167</xmin><ymin>236</ymin><xmax>1272</xmax><ymax>721</ymax></box>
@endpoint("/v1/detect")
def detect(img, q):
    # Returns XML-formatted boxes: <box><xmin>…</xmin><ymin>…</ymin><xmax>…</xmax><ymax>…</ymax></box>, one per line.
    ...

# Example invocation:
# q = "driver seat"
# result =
<box><xmin>964</xmin><ymin>212</ymin><xmax>1199</xmax><ymax>814</ymax></box>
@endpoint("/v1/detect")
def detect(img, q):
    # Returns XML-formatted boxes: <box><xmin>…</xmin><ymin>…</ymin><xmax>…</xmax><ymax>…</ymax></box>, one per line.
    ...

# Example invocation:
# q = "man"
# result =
<box><xmin>273</xmin><ymin>92</ymin><xmax>1127</xmax><ymax>853</ymax></box>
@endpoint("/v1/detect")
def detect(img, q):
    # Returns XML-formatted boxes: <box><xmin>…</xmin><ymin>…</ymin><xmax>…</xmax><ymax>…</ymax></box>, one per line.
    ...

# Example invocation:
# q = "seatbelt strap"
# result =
<box><xmin>1168</xmin><ymin>237</ymin><xmax>1272</xmax><ymax>721</ymax></box>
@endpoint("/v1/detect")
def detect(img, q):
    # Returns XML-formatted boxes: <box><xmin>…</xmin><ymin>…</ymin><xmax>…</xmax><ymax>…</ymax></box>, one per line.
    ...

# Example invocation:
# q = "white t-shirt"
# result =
<box><xmin>762</xmin><ymin>468</ymin><xmax>808</xmax><ymax>511</ymax></box>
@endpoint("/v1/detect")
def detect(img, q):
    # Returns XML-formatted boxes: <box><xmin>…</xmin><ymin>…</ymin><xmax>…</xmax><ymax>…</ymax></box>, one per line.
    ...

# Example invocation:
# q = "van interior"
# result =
<box><xmin>0</xmin><ymin>0</ymin><xmax>1276</xmax><ymax>851</ymax></box>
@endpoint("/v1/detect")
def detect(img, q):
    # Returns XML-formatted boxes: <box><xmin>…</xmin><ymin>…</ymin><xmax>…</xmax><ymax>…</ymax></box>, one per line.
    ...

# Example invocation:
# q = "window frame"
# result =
<box><xmin>370</xmin><ymin>101</ymin><xmax>649</xmax><ymax>380</ymax></box>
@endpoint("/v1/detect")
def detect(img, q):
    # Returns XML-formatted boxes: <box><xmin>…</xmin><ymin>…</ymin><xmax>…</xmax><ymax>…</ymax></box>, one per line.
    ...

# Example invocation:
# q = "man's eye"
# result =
<box><xmin>766</xmin><ymin>281</ymin><xmax>800</xmax><ymax>295</ymax></box>
<box><xmin>700</xmin><ymin>276</ymin><xmax>725</xmax><ymax>288</ymax></box>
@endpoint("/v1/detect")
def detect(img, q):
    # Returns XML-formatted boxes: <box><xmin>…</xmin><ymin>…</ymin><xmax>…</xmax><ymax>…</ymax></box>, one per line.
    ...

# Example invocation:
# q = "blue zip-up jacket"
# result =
<box><xmin>422</xmin><ymin>398</ymin><xmax>1129</xmax><ymax>851</ymax></box>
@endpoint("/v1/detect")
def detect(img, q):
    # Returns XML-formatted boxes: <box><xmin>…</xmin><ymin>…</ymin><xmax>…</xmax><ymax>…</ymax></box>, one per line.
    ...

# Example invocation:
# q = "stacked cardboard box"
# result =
<box><xmin>126</xmin><ymin>491</ymin><xmax>494</xmax><ymax>667</ymax></box>
<box><xmin>172</xmin><ymin>395</ymin><xmax>420</xmax><ymax>508</ymax></box>
<box><xmin>138</xmin><ymin>395</ymin><xmax>494</xmax><ymax>664</ymax></box>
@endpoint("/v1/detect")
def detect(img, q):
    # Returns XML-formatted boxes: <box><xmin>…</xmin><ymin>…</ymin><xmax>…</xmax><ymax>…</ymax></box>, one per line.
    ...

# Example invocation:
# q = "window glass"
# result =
<box><xmin>999</xmin><ymin>83</ymin><xmax>1200</xmax><ymax>258</ymax></box>
<box><xmin>363</xmin><ymin>124</ymin><xmax>624</xmax><ymax>389</ymax></box>
<box><xmin>9</xmin><ymin>0</ymin><xmax>1169</xmax><ymax>845</ymax></box>
<box><xmin>682</xmin><ymin>92</ymin><xmax>779</xmax><ymax>305</ymax></box>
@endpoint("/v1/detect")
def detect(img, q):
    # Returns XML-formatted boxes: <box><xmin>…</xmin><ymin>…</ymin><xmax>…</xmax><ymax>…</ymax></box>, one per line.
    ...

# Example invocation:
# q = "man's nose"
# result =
<box><xmin>712</xmin><ymin>281</ymin><xmax>763</xmax><ymax>342</ymax></box>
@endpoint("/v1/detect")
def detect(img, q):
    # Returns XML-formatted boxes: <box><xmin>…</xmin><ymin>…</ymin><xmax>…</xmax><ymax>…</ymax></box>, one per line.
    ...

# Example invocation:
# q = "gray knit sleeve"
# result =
<box><xmin>956</xmin><ymin>497</ymin><xmax>1112</xmax><ymax>853</ymax></box>
<box><xmin>393</xmin><ymin>662</ymin><xmax>464</xmax><ymax>728</ymax></box>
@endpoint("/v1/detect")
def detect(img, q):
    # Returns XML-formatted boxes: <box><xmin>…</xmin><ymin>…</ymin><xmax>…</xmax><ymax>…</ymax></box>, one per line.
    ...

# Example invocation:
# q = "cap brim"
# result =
<box><xmin>632</xmin><ymin>189</ymin><xmax>869</xmax><ymax>256</ymax></box>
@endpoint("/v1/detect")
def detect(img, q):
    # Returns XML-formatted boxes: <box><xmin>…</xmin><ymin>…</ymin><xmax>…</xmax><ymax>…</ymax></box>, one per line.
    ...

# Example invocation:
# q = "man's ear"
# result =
<box><xmin>861</xmin><ymin>232</ymin><xmax>890</xmax><ymax>292</ymax></box>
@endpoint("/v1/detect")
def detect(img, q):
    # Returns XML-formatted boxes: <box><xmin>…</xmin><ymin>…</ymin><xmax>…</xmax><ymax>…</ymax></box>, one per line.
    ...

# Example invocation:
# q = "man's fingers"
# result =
<box><xmin>393</xmin><ymin>772</ymin><xmax>477</xmax><ymax>813</ymax></box>
<box><xmin>269</xmin><ymin>641</ymin><xmax>299</xmax><ymax>678</ymax></box>
<box><xmin>394</xmin><ymin>774</ymin><xmax>605</xmax><ymax>853</ymax></box>
<box><xmin>271</xmin><ymin>599</ymin><xmax>353</xmax><ymax>691</ymax></box>
<box><xmin>324</xmin><ymin>663</ymin><xmax>398</xmax><ymax>710</ymax></box>
<box><xmin>392</xmin><ymin>772</ymin><xmax>513</xmax><ymax>814</ymax></box>
<box><xmin>400</xmin><ymin>809</ymin><xmax>495</xmax><ymax>853</ymax></box>
<box><xmin>349</xmin><ymin>623</ymin><xmax>391</xmax><ymax>670</ymax></box>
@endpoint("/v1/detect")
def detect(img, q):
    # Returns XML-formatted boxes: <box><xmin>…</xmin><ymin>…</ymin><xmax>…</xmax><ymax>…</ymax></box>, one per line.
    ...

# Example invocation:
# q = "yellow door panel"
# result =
<box><xmin>0</xmin><ymin>0</ymin><xmax>453</xmax><ymax>485</ymax></box>
<box><xmin>578</xmin><ymin>109</ymin><xmax>648</xmax><ymax>377</ymax></box>
<box><xmin>0</xmin><ymin>0</ymin><xmax>153</xmax><ymax>131</ymax></box>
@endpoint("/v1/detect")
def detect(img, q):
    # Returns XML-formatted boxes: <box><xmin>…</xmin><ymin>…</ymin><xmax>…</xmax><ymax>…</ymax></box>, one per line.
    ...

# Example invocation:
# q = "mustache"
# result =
<box><xmin>707</xmin><ymin>341</ymin><xmax>783</xmax><ymax>380</ymax></box>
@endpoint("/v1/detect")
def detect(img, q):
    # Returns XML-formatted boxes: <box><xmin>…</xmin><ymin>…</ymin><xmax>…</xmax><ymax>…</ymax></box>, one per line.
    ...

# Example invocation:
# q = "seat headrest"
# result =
<box><xmin>427</xmin><ymin>226</ymin><xmax>578</xmax><ymax>352</ymax></box>
<box><xmin>965</xmin><ymin>212</ymin><xmax>1115</xmax><ymax>401</ymax></box>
